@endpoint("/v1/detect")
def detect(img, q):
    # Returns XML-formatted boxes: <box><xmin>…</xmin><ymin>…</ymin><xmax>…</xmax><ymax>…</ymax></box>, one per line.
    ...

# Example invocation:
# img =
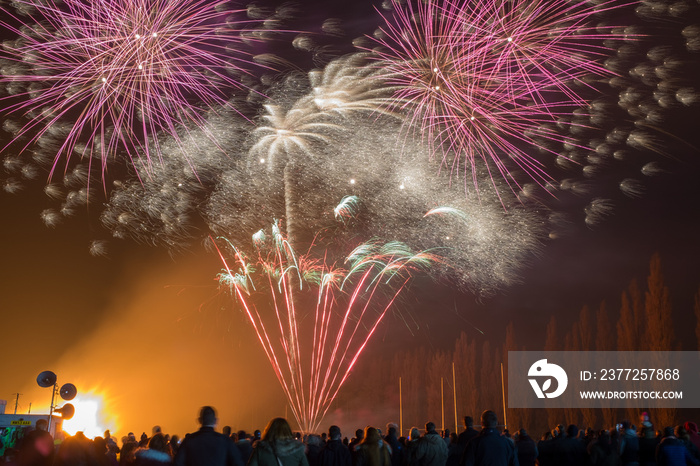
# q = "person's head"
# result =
<box><xmin>480</xmin><ymin>410</ymin><xmax>498</xmax><ymax>429</ymax></box>
<box><xmin>262</xmin><ymin>417</ymin><xmax>293</xmax><ymax>444</ymax></box>
<box><xmin>675</xmin><ymin>425</ymin><xmax>689</xmax><ymax>440</ymax></box>
<box><xmin>355</xmin><ymin>428</ymin><xmax>364</xmax><ymax>440</ymax></box>
<box><xmin>684</xmin><ymin>422</ymin><xmax>698</xmax><ymax>436</ymax></box>
<box><xmin>566</xmin><ymin>425</ymin><xmax>578</xmax><ymax>438</ymax></box>
<box><xmin>254</xmin><ymin>430</ymin><xmax>262</xmax><ymax>440</ymax></box>
<box><xmin>464</xmin><ymin>416</ymin><xmax>473</xmax><ymax>429</ymax></box>
<box><xmin>329</xmin><ymin>425</ymin><xmax>342</xmax><ymax>441</ymax></box>
<box><xmin>620</xmin><ymin>420</ymin><xmax>631</xmax><ymax>431</ymax></box>
<box><xmin>517</xmin><ymin>429</ymin><xmax>528</xmax><ymax>439</ymax></box>
<box><xmin>361</xmin><ymin>427</ymin><xmax>381</xmax><ymax>445</ymax></box>
<box><xmin>425</xmin><ymin>422</ymin><xmax>436</xmax><ymax>433</ymax></box>
<box><xmin>663</xmin><ymin>426</ymin><xmax>675</xmax><ymax>438</ymax></box>
<box><xmin>36</xmin><ymin>419</ymin><xmax>48</xmax><ymax>432</ymax></box>
<box><xmin>152</xmin><ymin>425</ymin><xmax>162</xmax><ymax>436</ymax></box>
<box><xmin>199</xmin><ymin>406</ymin><xmax>217</xmax><ymax>427</ymax></box>
<box><xmin>148</xmin><ymin>433</ymin><xmax>170</xmax><ymax>454</ymax></box>
<box><xmin>640</xmin><ymin>411</ymin><xmax>651</xmax><ymax>427</ymax></box>
<box><xmin>238</xmin><ymin>430</ymin><xmax>248</xmax><ymax>441</ymax></box>
<box><xmin>409</xmin><ymin>427</ymin><xmax>420</xmax><ymax>441</ymax></box>
<box><xmin>93</xmin><ymin>437</ymin><xmax>107</xmax><ymax>453</ymax></box>
<box><xmin>386</xmin><ymin>423</ymin><xmax>398</xmax><ymax>438</ymax></box>
<box><xmin>222</xmin><ymin>426</ymin><xmax>232</xmax><ymax>437</ymax></box>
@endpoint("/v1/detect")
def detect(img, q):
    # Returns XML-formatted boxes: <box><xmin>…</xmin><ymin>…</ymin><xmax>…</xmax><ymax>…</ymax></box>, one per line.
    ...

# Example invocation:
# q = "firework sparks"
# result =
<box><xmin>0</xmin><ymin>0</ymin><xmax>267</xmax><ymax>181</ymax></box>
<box><xmin>215</xmin><ymin>220</ymin><xmax>435</xmax><ymax>432</ymax></box>
<box><xmin>370</xmin><ymin>0</ymin><xmax>633</xmax><ymax>193</ymax></box>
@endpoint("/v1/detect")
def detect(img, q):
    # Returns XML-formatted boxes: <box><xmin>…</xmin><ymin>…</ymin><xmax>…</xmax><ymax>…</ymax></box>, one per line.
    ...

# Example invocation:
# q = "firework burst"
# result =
<box><xmin>370</xmin><ymin>0</ymin><xmax>633</xmax><ymax>193</ymax></box>
<box><xmin>0</xmin><ymin>0</ymin><xmax>267</xmax><ymax>182</ymax></box>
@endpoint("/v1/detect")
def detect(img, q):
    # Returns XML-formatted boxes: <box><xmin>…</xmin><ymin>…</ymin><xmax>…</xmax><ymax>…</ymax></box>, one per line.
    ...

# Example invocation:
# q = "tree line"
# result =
<box><xmin>333</xmin><ymin>253</ymin><xmax>699</xmax><ymax>437</ymax></box>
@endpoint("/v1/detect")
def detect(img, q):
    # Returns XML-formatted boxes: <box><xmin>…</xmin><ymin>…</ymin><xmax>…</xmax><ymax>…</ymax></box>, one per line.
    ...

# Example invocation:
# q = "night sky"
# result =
<box><xmin>1</xmin><ymin>0</ymin><xmax>699</xmax><ymax>438</ymax></box>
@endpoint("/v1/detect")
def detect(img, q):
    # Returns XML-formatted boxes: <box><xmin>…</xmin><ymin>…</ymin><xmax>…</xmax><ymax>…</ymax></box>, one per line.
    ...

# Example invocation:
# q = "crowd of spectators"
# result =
<box><xmin>4</xmin><ymin>408</ymin><xmax>700</xmax><ymax>466</ymax></box>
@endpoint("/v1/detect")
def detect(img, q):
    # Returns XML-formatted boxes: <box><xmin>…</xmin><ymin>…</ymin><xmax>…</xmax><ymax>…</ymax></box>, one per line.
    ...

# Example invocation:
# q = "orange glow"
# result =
<box><xmin>61</xmin><ymin>392</ymin><xmax>117</xmax><ymax>439</ymax></box>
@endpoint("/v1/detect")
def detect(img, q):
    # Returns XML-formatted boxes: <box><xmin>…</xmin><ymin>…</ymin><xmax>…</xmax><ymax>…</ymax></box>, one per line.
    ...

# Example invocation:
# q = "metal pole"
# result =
<box><xmin>47</xmin><ymin>383</ymin><xmax>57</xmax><ymax>432</ymax></box>
<box><xmin>500</xmin><ymin>363</ymin><xmax>507</xmax><ymax>430</ymax></box>
<box><xmin>13</xmin><ymin>393</ymin><xmax>20</xmax><ymax>414</ymax></box>
<box><xmin>441</xmin><ymin>378</ymin><xmax>445</xmax><ymax>432</ymax></box>
<box><xmin>399</xmin><ymin>377</ymin><xmax>403</xmax><ymax>437</ymax></box>
<box><xmin>453</xmin><ymin>363</ymin><xmax>458</xmax><ymax>434</ymax></box>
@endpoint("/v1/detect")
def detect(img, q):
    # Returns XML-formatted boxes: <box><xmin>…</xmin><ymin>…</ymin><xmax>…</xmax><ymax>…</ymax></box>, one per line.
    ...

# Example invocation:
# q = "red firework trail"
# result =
<box><xmin>214</xmin><ymin>224</ymin><xmax>435</xmax><ymax>432</ymax></box>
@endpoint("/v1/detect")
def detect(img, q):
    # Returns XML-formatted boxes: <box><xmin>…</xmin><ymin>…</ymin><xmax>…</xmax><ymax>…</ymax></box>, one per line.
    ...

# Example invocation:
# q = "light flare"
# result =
<box><xmin>60</xmin><ymin>393</ymin><xmax>115</xmax><ymax>439</ymax></box>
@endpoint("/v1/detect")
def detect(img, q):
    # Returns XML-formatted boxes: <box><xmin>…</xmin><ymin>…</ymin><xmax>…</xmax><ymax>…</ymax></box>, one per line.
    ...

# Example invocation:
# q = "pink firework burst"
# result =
<box><xmin>0</xmin><ymin>0</ymin><xmax>263</xmax><ymax>182</ymax></box>
<box><xmin>215</xmin><ymin>223</ymin><xmax>435</xmax><ymax>432</ymax></box>
<box><xmin>372</xmin><ymin>0</ymin><xmax>633</xmax><ymax>194</ymax></box>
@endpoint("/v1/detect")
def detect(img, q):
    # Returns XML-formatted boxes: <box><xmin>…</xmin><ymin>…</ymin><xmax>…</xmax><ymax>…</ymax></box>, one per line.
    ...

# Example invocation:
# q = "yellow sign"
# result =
<box><xmin>10</xmin><ymin>420</ymin><xmax>32</xmax><ymax>426</ymax></box>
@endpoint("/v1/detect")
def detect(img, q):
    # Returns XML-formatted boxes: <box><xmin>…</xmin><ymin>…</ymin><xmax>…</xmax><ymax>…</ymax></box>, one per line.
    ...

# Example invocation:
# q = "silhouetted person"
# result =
<box><xmin>456</xmin><ymin>418</ymin><xmax>477</xmax><ymax>449</ymax></box>
<box><xmin>350</xmin><ymin>430</ymin><xmax>365</xmax><ymax>453</ymax></box>
<box><xmin>319</xmin><ymin>426</ymin><xmax>351</xmax><ymax>466</ymax></box>
<box><xmin>54</xmin><ymin>431</ymin><xmax>96</xmax><ymax>466</ymax></box>
<box><xmin>120</xmin><ymin>439</ymin><xmax>139</xmax><ymax>466</ymax></box>
<box><xmin>619</xmin><ymin>421</ymin><xmax>640</xmax><ymax>466</ymax></box>
<box><xmin>236</xmin><ymin>431</ymin><xmax>253</xmax><ymax>464</ymax></box>
<box><xmin>460</xmin><ymin>411</ymin><xmax>517</xmax><ymax>466</ymax></box>
<box><xmin>307</xmin><ymin>435</ymin><xmax>323</xmax><ymax>466</ymax></box>
<box><xmin>17</xmin><ymin>419</ymin><xmax>54</xmax><ymax>466</ymax></box>
<box><xmin>638</xmin><ymin>424</ymin><xmax>659</xmax><ymax>466</ymax></box>
<box><xmin>135</xmin><ymin>433</ymin><xmax>173</xmax><ymax>466</ymax></box>
<box><xmin>385</xmin><ymin>424</ymin><xmax>403</xmax><ymax>466</ymax></box>
<box><xmin>354</xmin><ymin>427</ymin><xmax>391</xmax><ymax>466</ymax></box>
<box><xmin>248</xmin><ymin>417</ymin><xmax>308</xmax><ymax>466</ymax></box>
<box><xmin>412</xmin><ymin>422</ymin><xmax>447</xmax><ymax>466</ymax></box>
<box><xmin>514</xmin><ymin>429</ymin><xmax>537</xmax><ymax>466</ymax></box>
<box><xmin>536</xmin><ymin>431</ymin><xmax>555</xmax><ymax>466</ymax></box>
<box><xmin>685</xmin><ymin>422</ymin><xmax>700</xmax><ymax>453</ymax></box>
<box><xmin>404</xmin><ymin>428</ymin><xmax>421</xmax><ymax>466</ymax></box>
<box><xmin>588</xmin><ymin>430</ymin><xmax>616</xmax><ymax>466</ymax></box>
<box><xmin>92</xmin><ymin>436</ymin><xmax>115</xmax><ymax>466</ymax></box>
<box><xmin>446</xmin><ymin>434</ymin><xmax>461</xmax><ymax>466</ymax></box>
<box><xmin>169</xmin><ymin>436</ymin><xmax>180</xmax><ymax>458</ymax></box>
<box><xmin>174</xmin><ymin>406</ymin><xmax>243</xmax><ymax>466</ymax></box>
<box><xmin>555</xmin><ymin>425</ymin><xmax>586</xmax><ymax>466</ymax></box>
<box><xmin>656</xmin><ymin>426</ymin><xmax>700</xmax><ymax>466</ymax></box>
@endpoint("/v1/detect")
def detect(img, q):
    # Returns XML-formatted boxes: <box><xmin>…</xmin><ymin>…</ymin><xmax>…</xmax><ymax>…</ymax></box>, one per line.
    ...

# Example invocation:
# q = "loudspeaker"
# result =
<box><xmin>36</xmin><ymin>371</ymin><xmax>57</xmax><ymax>388</ymax></box>
<box><xmin>59</xmin><ymin>383</ymin><xmax>77</xmax><ymax>401</ymax></box>
<box><xmin>55</xmin><ymin>403</ymin><xmax>75</xmax><ymax>420</ymax></box>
